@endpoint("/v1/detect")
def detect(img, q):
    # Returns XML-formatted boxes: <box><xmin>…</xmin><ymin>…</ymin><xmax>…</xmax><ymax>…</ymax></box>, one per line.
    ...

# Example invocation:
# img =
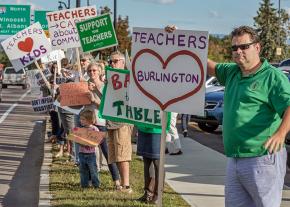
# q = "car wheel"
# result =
<box><xmin>2</xmin><ymin>84</ymin><xmax>7</xmax><ymax>88</ymax></box>
<box><xmin>198</xmin><ymin>122</ymin><xmax>219</xmax><ymax>132</ymax></box>
<box><xmin>22</xmin><ymin>84</ymin><xmax>27</xmax><ymax>89</ymax></box>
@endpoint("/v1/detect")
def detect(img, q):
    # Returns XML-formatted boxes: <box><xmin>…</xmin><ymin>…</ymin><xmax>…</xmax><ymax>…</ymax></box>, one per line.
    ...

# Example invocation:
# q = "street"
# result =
<box><xmin>0</xmin><ymin>86</ymin><xmax>47</xmax><ymax>207</ymax></box>
<box><xmin>180</xmin><ymin>122</ymin><xmax>290</xmax><ymax>188</ymax></box>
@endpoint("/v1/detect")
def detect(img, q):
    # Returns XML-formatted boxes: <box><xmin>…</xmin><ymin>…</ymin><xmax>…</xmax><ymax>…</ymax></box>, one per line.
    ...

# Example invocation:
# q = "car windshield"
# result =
<box><xmin>5</xmin><ymin>68</ymin><xmax>24</xmax><ymax>74</ymax></box>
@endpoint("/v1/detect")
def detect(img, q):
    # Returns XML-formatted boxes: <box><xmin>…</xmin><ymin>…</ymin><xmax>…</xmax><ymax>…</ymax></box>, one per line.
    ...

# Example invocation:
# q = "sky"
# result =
<box><xmin>1</xmin><ymin>0</ymin><xmax>290</xmax><ymax>35</ymax></box>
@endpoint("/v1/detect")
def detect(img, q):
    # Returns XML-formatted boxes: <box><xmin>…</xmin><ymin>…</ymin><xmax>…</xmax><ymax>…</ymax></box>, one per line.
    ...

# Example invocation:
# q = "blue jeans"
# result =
<box><xmin>181</xmin><ymin>114</ymin><xmax>191</xmax><ymax>131</ymax></box>
<box><xmin>225</xmin><ymin>148</ymin><xmax>287</xmax><ymax>207</ymax></box>
<box><xmin>96</xmin><ymin>125</ymin><xmax>120</xmax><ymax>182</ymax></box>
<box><xmin>79</xmin><ymin>153</ymin><xmax>100</xmax><ymax>188</ymax></box>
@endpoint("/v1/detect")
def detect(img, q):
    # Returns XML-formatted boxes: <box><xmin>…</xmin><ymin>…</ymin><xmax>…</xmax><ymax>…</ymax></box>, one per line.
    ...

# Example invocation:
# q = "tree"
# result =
<box><xmin>93</xmin><ymin>6</ymin><xmax>131</xmax><ymax>60</ymax></box>
<box><xmin>253</xmin><ymin>0</ymin><xmax>289</xmax><ymax>62</ymax></box>
<box><xmin>208</xmin><ymin>35</ymin><xmax>231</xmax><ymax>62</ymax></box>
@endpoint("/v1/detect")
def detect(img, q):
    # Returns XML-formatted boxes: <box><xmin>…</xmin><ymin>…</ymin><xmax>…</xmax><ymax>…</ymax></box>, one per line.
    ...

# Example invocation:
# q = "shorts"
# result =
<box><xmin>107</xmin><ymin>125</ymin><xmax>133</xmax><ymax>164</ymax></box>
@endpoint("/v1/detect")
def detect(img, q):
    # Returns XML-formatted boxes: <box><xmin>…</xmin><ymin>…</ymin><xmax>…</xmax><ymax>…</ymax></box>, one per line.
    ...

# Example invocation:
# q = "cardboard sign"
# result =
<box><xmin>31</xmin><ymin>96</ymin><xmax>55</xmax><ymax>112</ymax></box>
<box><xmin>129</xmin><ymin>27</ymin><xmax>209</xmax><ymax>115</ymax></box>
<box><xmin>26</xmin><ymin>69</ymin><xmax>41</xmax><ymax>88</ymax></box>
<box><xmin>1</xmin><ymin>22</ymin><xmax>52</xmax><ymax>72</ymax></box>
<box><xmin>67</xmin><ymin>127</ymin><xmax>105</xmax><ymax>146</ymax></box>
<box><xmin>35</xmin><ymin>68</ymin><xmax>52</xmax><ymax>86</ymax></box>
<box><xmin>100</xmin><ymin>68</ymin><xmax>163</xmax><ymax>128</ymax></box>
<box><xmin>46</xmin><ymin>6</ymin><xmax>97</xmax><ymax>50</ymax></box>
<box><xmin>41</xmin><ymin>49</ymin><xmax>65</xmax><ymax>63</ymax></box>
<box><xmin>59</xmin><ymin>82</ymin><xmax>91</xmax><ymax>106</ymax></box>
<box><xmin>76</xmin><ymin>13</ymin><xmax>118</xmax><ymax>52</ymax></box>
<box><xmin>0</xmin><ymin>4</ymin><xmax>30</xmax><ymax>35</ymax></box>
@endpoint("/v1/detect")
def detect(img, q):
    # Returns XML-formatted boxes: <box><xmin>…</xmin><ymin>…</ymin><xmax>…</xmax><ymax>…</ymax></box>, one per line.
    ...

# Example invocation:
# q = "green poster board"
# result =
<box><xmin>76</xmin><ymin>13</ymin><xmax>118</xmax><ymax>52</ymax></box>
<box><xmin>0</xmin><ymin>5</ymin><xmax>30</xmax><ymax>35</ymax></box>
<box><xmin>34</xmin><ymin>10</ymin><xmax>50</xmax><ymax>31</ymax></box>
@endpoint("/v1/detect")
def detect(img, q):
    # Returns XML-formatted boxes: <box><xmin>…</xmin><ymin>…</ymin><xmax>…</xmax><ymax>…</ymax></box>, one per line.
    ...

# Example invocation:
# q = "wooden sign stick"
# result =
<box><xmin>157</xmin><ymin>111</ymin><xmax>168</xmax><ymax>207</ymax></box>
<box><xmin>75</xmin><ymin>47</ymin><xmax>83</xmax><ymax>80</ymax></box>
<box><xmin>34</xmin><ymin>61</ymin><xmax>52</xmax><ymax>95</ymax></box>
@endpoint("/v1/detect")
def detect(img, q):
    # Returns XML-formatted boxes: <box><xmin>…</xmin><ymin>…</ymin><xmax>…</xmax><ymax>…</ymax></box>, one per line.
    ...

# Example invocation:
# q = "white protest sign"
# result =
<box><xmin>53</xmin><ymin>100</ymin><xmax>83</xmax><ymax>115</ymax></box>
<box><xmin>100</xmin><ymin>68</ymin><xmax>163</xmax><ymax>128</ymax></box>
<box><xmin>1</xmin><ymin>22</ymin><xmax>52</xmax><ymax>72</ymax></box>
<box><xmin>35</xmin><ymin>68</ymin><xmax>52</xmax><ymax>86</ymax></box>
<box><xmin>41</xmin><ymin>49</ymin><xmax>65</xmax><ymax>63</ymax></box>
<box><xmin>26</xmin><ymin>69</ymin><xmax>41</xmax><ymax>88</ymax></box>
<box><xmin>46</xmin><ymin>6</ymin><xmax>97</xmax><ymax>50</ymax></box>
<box><xmin>129</xmin><ymin>27</ymin><xmax>208</xmax><ymax>115</ymax></box>
<box><xmin>31</xmin><ymin>96</ymin><xmax>55</xmax><ymax>112</ymax></box>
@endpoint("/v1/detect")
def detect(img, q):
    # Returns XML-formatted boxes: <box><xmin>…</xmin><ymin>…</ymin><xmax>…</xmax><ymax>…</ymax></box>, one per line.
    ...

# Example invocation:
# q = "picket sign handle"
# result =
<box><xmin>75</xmin><ymin>47</ymin><xmax>83</xmax><ymax>80</ymax></box>
<box><xmin>34</xmin><ymin>60</ymin><xmax>52</xmax><ymax>94</ymax></box>
<box><xmin>157</xmin><ymin>111</ymin><xmax>168</xmax><ymax>207</ymax></box>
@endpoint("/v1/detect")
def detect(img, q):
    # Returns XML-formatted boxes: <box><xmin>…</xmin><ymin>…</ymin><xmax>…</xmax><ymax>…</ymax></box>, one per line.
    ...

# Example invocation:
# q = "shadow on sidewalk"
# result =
<box><xmin>1</xmin><ymin>120</ymin><xmax>45</xmax><ymax>207</ymax></box>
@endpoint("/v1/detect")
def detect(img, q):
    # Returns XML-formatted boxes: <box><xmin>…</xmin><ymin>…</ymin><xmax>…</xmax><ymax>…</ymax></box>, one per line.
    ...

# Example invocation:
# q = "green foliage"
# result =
<box><xmin>0</xmin><ymin>51</ymin><xmax>11</xmax><ymax>67</ymax></box>
<box><xmin>253</xmin><ymin>0</ymin><xmax>289</xmax><ymax>62</ymax></box>
<box><xmin>50</xmin><ymin>145</ymin><xmax>190</xmax><ymax>207</ymax></box>
<box><xmin>208</xmin><ymin>35</ymin><xmax>231</xmax><ymax>62</ymax></box>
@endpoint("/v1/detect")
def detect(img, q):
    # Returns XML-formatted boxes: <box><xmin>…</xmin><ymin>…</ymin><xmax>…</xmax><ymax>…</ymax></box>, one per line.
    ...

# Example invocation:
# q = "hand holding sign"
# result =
<box><xmin>67</xmin><ymin>127</ymin><xmax>105</xmax><ymax>146</ymax></box>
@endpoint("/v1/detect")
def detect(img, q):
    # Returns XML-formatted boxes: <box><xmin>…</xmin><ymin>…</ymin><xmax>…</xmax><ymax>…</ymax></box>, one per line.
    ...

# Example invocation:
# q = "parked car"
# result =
<box><xmin>191</xmin><ymin>89</ymin><xmax>224</xmax><ymax>132</ymax></box>
<box><xmin>205</xmin><ymin>76</ymin><xmax>224</xmax><ymax>93</ymax></box>
<box><xmin>278</xmin><ymin>58</ymin><xmax>290</xmax><ymax>72</ymax></box>
<box><xmin>2</xmin><ymin>67</ymin><xmax>28</xmax><ymax>89</ymax></box>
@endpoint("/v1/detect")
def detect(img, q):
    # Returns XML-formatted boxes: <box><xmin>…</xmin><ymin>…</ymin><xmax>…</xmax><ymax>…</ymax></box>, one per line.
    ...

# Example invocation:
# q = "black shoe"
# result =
<box><xmin>183</xmin><ymin>130</ymin><xmax>188</xmax><ymax>137</ymax></box>
<box><xmin>169</xmin><ymin>150</ymin><xmax>183</xmax><ymax>155</ymax></box>
<box><xmin>165</xmin><ymin>148</ymin><xmax>169</xmax><ymax>154</ymax></box>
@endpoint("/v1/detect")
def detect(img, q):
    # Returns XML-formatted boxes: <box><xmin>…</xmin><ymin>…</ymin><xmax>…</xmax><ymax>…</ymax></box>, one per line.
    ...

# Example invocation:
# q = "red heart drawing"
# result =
<box><xmin>18</xmin><ymin>37</ymin><xmax>34</xmax><ymax>53</ymax></box>
<box><xmin>132</xmin><ymin>49</ymin><xmax>205</xmax><ymax>110</ymax></box>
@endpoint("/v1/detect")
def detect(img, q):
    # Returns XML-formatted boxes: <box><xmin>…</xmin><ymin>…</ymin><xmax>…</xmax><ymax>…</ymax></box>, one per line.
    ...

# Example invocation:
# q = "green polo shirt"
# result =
<box><xmin>215</xmin><ymin>59</ymin><xmax>290</xmax><ymax>157</ymax></box>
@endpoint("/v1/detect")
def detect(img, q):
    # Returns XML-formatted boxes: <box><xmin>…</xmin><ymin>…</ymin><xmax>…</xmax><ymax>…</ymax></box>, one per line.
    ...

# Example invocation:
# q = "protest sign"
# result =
<box><xmin>67</xmin><ymin>127</ymin><xmax>105</xmax><ymax>146</ymax></box>
<box><xmin>31</xmin><ymin>96</ymin><xmax>55</xmax><ymax>112</ymax></box>
<box><xmin>100</xmin><ymin>68</ymin><xmax>163</xmax><ymax>128</ymax></box>
<box><xmin>1</xmin><ymin>22</ymin><xmax>52</xmax><ymax>72</ymax></box>
<box><xmin>26</xmin><ymin>69</ymin><xmax>41</xmax><ymax>88</ymax></box>
<box><xmin>129</xmin><ymin>27</ymin><xmax>208</xmax><ymax>116</ymax></box>
<box><xmin>0</xmin><ymin>5</ymin><xmax>30</xmax><ymax>35</ymax></box>
<box><xmin>59</xmin><ymin>82</ymin><xmax>91</xmax><ymax>106</ymax></box>
<box><xmin>53</xmin><ymin>100</ymin><xmax>83</xmax><ymax>115</ymax></box>
<box><xmin>46</xmin><ymin>6</ymin><xmax>97</xmax><ymax>50</ymax></box>
<box><xmin>76</xmin><ymin>13</ymin><xmax>118</xmax><ymax>52</ymax></box>
<box><xmin>41</xmin><ymin>49</ymin><xmax>65</xmax><ymax>63</ymax></box>
<box><xmin>35</xmin><ymin>68</ymin><xmax>51</xmax><ymax>86</ymax></box>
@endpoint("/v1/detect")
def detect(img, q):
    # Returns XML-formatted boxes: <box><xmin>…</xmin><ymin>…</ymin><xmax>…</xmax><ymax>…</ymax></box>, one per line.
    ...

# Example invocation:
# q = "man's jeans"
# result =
<box><xmin>225</xmin><ymin>148</ymin><xmax>287</xmax><ymax>207</ymax></box>
<box><xmin>79</xmin><ymin>153</ymin><xmax>100</xmax><ymax>188</ymax></box>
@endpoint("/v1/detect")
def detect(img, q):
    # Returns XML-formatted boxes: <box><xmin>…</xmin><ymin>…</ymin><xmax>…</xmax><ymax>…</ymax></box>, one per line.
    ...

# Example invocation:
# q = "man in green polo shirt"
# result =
<box><xmin>207</xmin><ymin>26</ymin><xmax>290</xmax><ymax>207</ymax></box>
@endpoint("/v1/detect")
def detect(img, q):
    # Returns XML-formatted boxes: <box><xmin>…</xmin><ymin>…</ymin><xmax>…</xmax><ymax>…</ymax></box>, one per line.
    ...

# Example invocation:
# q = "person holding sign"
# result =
<box><xmin>107</xmin><ymin>51</ymin><xmax>133</xmax><ymax>193</ymax></box>
<box><xmin>85</xmin><ymin>62</ymin><xmax>121</xmax><ymax>189</ymax></box>
<box><xmin>78</xmin><ymin>109</ymin><xmax>100</xmax><ymax>188</ymax></box>
<box><xmin>206</xmin><ymin>26</ymin><xmax>290</xmax><ymax>207</ymax></box>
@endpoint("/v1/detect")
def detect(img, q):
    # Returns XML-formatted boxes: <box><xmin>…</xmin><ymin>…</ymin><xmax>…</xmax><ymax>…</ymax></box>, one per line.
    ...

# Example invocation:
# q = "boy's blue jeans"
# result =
<box><xmin>79</xmin><ymin>153</ymin><xmax>100</xmax><ymax>188</ymax></box>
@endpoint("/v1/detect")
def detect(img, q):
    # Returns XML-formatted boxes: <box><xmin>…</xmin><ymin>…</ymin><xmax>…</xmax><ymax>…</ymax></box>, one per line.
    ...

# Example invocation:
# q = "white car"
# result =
<box><xmin>2</xmin><ymin>67</ymin><xmax>28</xmax><ymax>89</ymax></box>
<box><xmin>205</xmin><ymin>76</ymin><xmax>224</xmax><ymax>93</ymax></box>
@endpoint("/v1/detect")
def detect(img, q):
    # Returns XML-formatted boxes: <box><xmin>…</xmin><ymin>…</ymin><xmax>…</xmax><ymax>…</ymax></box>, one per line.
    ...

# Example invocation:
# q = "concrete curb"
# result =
<box><xmin>38</xmin><ymin>117</ymin><xmax>52</xmax><ymax>207</ymax></box>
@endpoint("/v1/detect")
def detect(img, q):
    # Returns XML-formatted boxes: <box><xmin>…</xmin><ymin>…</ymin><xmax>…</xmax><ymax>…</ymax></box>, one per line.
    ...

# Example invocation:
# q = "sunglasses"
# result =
<box><xmin>109</xmin><ymin>59</ymin><xmax>123</xmax><ymax>64</ymax></box>
<box><xmin>87</xmin><ymin>69</ymin><xmax>98</xmax><ymax>73</ymax></box>
<box><xmin>81</xmin><ymin>59</ymin><xmax>88</xmax><ymax>62</ymax></box>
<box><xmin>231</xmin><ymin>42</ymin><xmax>256</xmax><ymax>51</ymax></box>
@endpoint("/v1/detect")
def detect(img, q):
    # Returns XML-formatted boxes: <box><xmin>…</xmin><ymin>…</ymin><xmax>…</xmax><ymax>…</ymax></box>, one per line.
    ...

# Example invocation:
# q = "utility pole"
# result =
<box><xmin>76</xmin><ymin>0</ymin><xmax>81</xmax><ymax>7</ymax></box>
<box><xmin>114</xmin><ymin>0</ymin><xmax>117</xmax><ymax>51</ymax></box>
<box><xmin>276</xmin><ymin>0</ymin><xmax>282</xmax><ymax>59</ymax></box>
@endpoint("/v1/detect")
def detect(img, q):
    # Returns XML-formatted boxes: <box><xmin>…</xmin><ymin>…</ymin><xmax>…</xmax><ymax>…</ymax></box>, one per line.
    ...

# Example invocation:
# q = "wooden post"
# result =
<box><xmin>75</xmin><ymin>47</ymin><xmax>83</xmax><ymax>80</ymax></box>
<box><xmin>157</xmin><ymin>111</ymin><xmax>168</xmax><ymax>207</ymax></box>
<box><xmin>34</xmin><ymin>61</ymin><xmax>52</xmax><ymax>94</ymax></box>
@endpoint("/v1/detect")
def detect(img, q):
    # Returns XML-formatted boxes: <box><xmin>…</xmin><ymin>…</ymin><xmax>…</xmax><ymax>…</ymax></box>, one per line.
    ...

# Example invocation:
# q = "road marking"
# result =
<box><xmin>0</xmin><ymin>90</ymin><xmax>31</xmax><ymax>124</ymax></box>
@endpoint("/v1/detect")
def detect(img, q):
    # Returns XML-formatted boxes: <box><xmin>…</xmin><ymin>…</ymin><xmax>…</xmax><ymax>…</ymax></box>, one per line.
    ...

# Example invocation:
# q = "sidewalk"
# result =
<box><xmin>165</xmin><ymin>136</ymin><xmax>290</xmax><ymax>207</ymax></box>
